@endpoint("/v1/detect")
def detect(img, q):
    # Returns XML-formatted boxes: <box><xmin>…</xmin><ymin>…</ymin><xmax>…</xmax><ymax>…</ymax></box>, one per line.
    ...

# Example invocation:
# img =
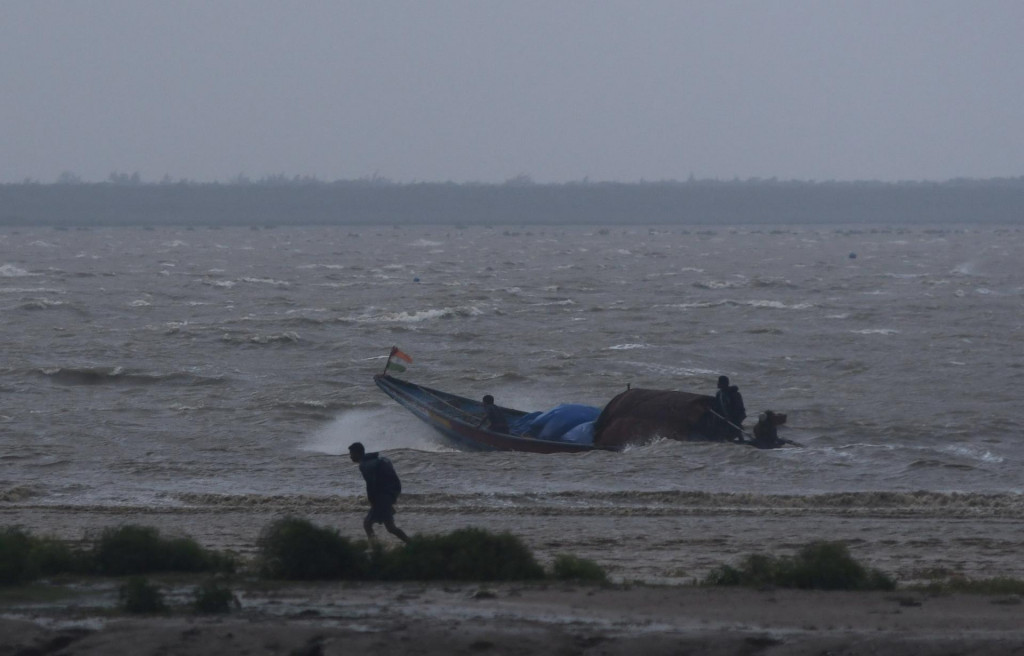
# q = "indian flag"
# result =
<box><xmin>385</xmin><ymin>347</ymin><xmax>413</xmax><ymax>373</ymax></box>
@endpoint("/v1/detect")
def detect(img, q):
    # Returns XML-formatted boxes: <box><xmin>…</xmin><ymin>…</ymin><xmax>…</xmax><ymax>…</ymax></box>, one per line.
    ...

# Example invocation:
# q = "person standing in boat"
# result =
<box><xmin>348</xmin><ymin>442</ymin><xmax>410</xmax><ymax>544</ymax></box>
<box><xmin>478</xmin><ymin>394</ymin><xmax>509</xmax><ymax>433</ymax></box>
<box><xmin>715</xmin><ymin>375</ymin><xmax>746</xmax><ymax>438</ymax></box>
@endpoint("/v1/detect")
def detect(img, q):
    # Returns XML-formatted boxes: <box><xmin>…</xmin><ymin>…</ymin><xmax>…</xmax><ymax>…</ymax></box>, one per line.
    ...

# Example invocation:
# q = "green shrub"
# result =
<box><xmin>918</xmin><ymin>576</ymin><xmax>1024</xmax><ymax>595</ymax></box>
<box><xmin>0</xmin><ymin>527</ymin><xmax>36</xmax><ymax>585</ymax></box>
<box><xmin>31</xmin><ymin>536</ymin><xmax>88</xmax><ymax>576</ymax></box>
<box><xmin>119</xmin><ymin>577</ymin><xmax>166</xmax><ymax>614</ymax></box>
<box><xmin>0</xmin><ymin>527</ymin><xmax>87</xmax><ymax>585</ymax></box>
<box><xmin>92</xmin><ymin>525</ymin><xmax>232</xmax><ymax>575</ymax></box>
<box><xmin>703</xmin><ymin>541</ymin><xmax>895</xmax><ymax>591</ymax></box>
<box><xmin>785</xmin><ymin>541</ymin><xmax>879</xmax><ymax>590</ymax></box>
<box><xmin>192</xmin><ymin>579</ymin><xmax>238</xmax><ymax>614</ymax></box>
<box><xmin>383</xmin><ymin>528</ymin><xmax>544</xmax><ymax>581</ymax></box>
<box><xmin>257</xmin><ymin>517</ymin><xmax>368</xmax><ymax>580</ymax></box>
<box><xmin>551</xmin><ymin>554</ymin><xmax>608</xmax><ymax>583</ymax></box>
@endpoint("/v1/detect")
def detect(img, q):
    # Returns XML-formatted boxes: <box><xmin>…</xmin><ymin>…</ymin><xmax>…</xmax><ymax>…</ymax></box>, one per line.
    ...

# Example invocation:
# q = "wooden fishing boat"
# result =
<box><xmin>373</xmin><ymin>374</ymin><xmax>605</xmax><ymax>453</ymax></box>
<box><xmin>373</xmin><ymin>348</ymin><xmax>795</xmax><ymax>451</ymax></box>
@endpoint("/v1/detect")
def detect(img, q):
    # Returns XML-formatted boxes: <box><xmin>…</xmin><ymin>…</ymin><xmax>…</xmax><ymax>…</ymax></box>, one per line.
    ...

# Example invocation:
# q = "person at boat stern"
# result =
<box><xmin>348</xmin><ymin>442</ymin><xmax>410</xmax><ymax>544</ymax></box>
<box><xmin>715</xmin><ymin>375</ymin><xmax>747</xmax><ymax>439</ymax></box>
<box><xmin>478</xmin><ymin>394</ymin><xmax>510</xmax><ymax>433</ymax></box>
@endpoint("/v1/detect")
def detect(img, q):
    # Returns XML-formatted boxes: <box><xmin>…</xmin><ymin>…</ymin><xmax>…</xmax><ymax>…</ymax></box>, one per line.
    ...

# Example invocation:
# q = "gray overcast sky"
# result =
<box><xmin>2</xmin><ymin>1</ymin><xmax>1022</xmax><ymax>184</ymax></box>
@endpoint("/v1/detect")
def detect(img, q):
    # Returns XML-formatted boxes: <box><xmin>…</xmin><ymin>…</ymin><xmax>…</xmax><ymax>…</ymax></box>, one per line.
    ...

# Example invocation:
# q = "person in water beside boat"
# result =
<box><xmin>478</xmin><ymin>394</ymin><xmax>509</xmax><ymax>433</ymax></box>
<box><xmin>714</xmin><ymin>375</ymin><xmax>747</xmax><ymax>439</ymax></box>
<box><xmin>752</xmin><ymin>410</ymin><xmax>785</xmax><ymax>449</ymax></box>
<box><xmin>348</xmin><ymin>442</ymin><xmax>410</xmax><ymax>544</ymax></box>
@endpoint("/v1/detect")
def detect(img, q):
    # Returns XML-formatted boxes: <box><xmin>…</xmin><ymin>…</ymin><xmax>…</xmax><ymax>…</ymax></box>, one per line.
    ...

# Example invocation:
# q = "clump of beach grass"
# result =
<box><xmin>119</xmin><ymin>576</ymin><xmax>166</xmax><ymax>614</ymax></box>
<box><xmin>4</xmin><ymin>521</ymin><xmax>605</xmax><ymax>586</ymax></box>
<box><xmin>257</xmin><ymin>517</ymin><xmax>368</xmax><ymax>580</ymax></box>
<box><xmin>92</xmin><ymin>525</ymin><xmax>235</xmax><ymax>576</ymax></box>
<box><xmin>381</xmin><ymin>527</ymin><xmax>545</xmax><ymax>581</ymax></box>
<box><xmin>256</xmin><ymin>520</ymin><xmax>548</xmax><ymax>582</ymax></box>
<box><xmin>0</xmin><ymin>527</ymin><xmax>88</xmax><ymax>585</ymax></box>
<box><xmin>550</xmin><ymin>554</ymin><xmax>609</xmax><ymax>583</ymax></box>
<box><xmin>915</xmin><ymin>576</ymin><xmax>1024</xmax><ymax>596</ymax></box>
<box><xmin>703</xmin><ymin>540</ymin><xmax>896</xmax><ymax>591</ymax></box>
<box><xmin>191</xmin><ymin>578</ymin><xmax>239</xmax><ymax>614</ymax></box>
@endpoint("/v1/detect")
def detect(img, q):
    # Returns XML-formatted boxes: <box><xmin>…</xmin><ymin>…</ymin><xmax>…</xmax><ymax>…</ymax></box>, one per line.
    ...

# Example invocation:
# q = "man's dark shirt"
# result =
<box><xmin>483</xmin><ymin>404</ymin><xmax>509</xmax><ymax>433</ymax></box>
<box><xmin>716</xmin><ymin>386</ymin><xmax>746</xmax><ymax>425</ymax></box>
<box><xmin>358</xmin><ymin>452</ymin><xmax>402</xmax><ymax>505</ymax></box>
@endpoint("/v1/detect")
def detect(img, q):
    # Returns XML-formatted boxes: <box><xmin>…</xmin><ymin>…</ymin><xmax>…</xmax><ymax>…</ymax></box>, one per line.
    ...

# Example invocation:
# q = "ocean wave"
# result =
<box><xmin>0</xmin><ymin>485</ymin><xmax>38</xmax><ymax>502</ymax></box>
<box><xmin>164</xmin><ymin>490</ymin><xmax>1024</xmax><ymax>519</ymax></box>
<box><xmin>0</xmin><ymin>264</ymin><xmax>36</xmax><ymax>277</ymax></box>
<box><xmin>751</xmin><ymin>277</ymin><xmax>798</xmax><ymax>289</ymax></box>
<box><xmin>239</xmin><ymin>277</ymin><xmax>290</xmax><ymax>286</ymax></box>
<box><xmin>37</xmin><ymin>367</ymin><xmax>227</xmax><ymax>387</ymax></box>
<box><xmin>353</xmin><ymin>306</ymin><xmax>484</xmax><ymax>323</ymax></box>
<box><xmin>747</xmin><ymin>300</ymin><xmax>813</xmax><ymax>309</ymax></box>
<box><xmin>16</xmin><ymin>298</ymin><xmax>69</xmax><ymax>310</ymax></box>
<box><xmin>278</xmin><ymin>315</ymin><xmax>331</xmax><ymax>327</ymax></box>
<box><xmin>906</xmin><ymin>459</ymin><xmax>976</xmax><ymax>471</ymax></box>
<box><xmin>654</xmin><ymin>300</ymin><xmax>811</xmax><ymax>310</ymax></box>
<box><xmin>298</xmin><ymin>263</ymin><xmax>347</xmax><ymax>270</ymax></box>
<box><xmin>624</xmin><ymin>361</ymin><xmax>719</xmax><ymax>378</ymax></box>
<box><xmin>527</xmin><ymin>299</ymin><xmax>575</xmax><ymax>307</ymax></box>
<box><xmin>849</xmin><ymin>328</ymin><xmax>900</xmax><ymax>335</ymax></box>
<box><xmin>940</xmin><ymin>445</ymin><xmax>1004</xmax><ymax>463</ymax></box>
<box><xmin>220</xmin><ymin>331</ymin><xmax>302</xmax><ymax>345</ymax></box>
<box><xmin>0</xmin><ymin>286</ymin><xmax>64</xmax><ymax>294</ymax></box>
<box><xmin>692</xmin><ymin>279</ymin><xmax>746</xmax><ymax>290</ymax></box>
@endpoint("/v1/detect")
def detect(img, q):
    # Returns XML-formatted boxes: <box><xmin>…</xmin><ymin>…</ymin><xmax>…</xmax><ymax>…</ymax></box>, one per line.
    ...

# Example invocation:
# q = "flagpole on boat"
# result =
<box><xmin>383</xmin><ymin>346</ymin><xmax>397</xmax><ymax>376</ymax></box>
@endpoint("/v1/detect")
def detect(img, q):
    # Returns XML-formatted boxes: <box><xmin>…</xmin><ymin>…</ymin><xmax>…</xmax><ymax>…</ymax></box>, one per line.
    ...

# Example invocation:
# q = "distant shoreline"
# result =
<box><xmin>2</xmin><ymin>178</ymin><xmax>1023</xmax><ymax>226</ymax></box>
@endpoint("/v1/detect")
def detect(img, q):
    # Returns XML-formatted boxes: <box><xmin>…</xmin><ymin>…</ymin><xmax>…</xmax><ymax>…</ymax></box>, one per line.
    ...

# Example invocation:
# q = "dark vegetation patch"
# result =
<box><xmin>550</xmin><ymin>554</ymin><xmax>609</xmax><ymax>583</ymax></box>
<box><xmin>118</xmin><ymin>576</ymin><xmax>166</xmax><ymax>614</ymax></box>
<box><xmin>914</xmin><ymin>576</ymin><xmax>1024</xmax><ymax>596</ymax></box>
<box><xmin>191</xmin><ymin>578</ymin><xmax>239</xmax><ymax>614</ymax></box>
<box><xmin>0</xmin><ymin>527</ymin><xmax>88</xmax><ymax>584</ymax></box>
<box><xmin>256</xmin><ymin>517</ymin><xmax>368</xmax><ymax>580</ymax></box>
<box><xmin>703</xmin><ymin>541</ymin><xmax>896</xmax><ymax>591</ymax></box>
<box><xmin>382</xmin><ymin>528</ymin><xmax>545</xmax><ymax>581</ymax></box>
<box><xmin>257</xmin><ymin>520</ymin><xmax>546</xmax><ymax>582</ymax></box>
<box><xmin>93</xmin><ymin>525</ymin><xmax>236</xmax><ymax>576</ymax></box>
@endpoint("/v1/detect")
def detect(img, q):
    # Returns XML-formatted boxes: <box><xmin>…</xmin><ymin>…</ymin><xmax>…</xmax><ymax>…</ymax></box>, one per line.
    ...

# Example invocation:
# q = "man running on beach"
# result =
<box><xmin>348</xmin><ymin>442</ymin><xmax>411</xmax><ymax>544</ymax></box>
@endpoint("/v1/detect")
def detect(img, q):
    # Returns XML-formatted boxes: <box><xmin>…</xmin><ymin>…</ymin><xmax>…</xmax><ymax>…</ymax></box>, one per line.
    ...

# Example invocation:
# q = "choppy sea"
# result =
<box><xmin>1</xmin><ymin>224</ymin><xmax>1022</xmax><ymax>540</ymax></box>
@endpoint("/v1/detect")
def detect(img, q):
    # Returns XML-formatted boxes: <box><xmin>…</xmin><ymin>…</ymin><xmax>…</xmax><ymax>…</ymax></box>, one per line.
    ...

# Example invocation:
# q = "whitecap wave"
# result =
<box><xmin>355</xmin><ymin>306</ymin><xmax>483</xmax><ymax>323</ymax></box>
<box><xmin>0</xmin><ymin>264</ymin><xmax>34</xmax><ymax>277</ymax></box>
<box><xmin>747</xmin><ymin>300</ymin><xmax>813</xmax><ymax>309</ymax></box>
<box><xmin>240</xmin><ymin>277</ymin><xmax>290</xmax><ymax>286</ymax></box>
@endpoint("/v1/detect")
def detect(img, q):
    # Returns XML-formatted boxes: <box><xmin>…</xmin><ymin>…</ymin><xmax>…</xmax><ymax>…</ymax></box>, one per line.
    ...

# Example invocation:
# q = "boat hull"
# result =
<box><xmin>374</xmin><ymin>374</ymin><xmax>604</xmax><ymax>453</ymax></box>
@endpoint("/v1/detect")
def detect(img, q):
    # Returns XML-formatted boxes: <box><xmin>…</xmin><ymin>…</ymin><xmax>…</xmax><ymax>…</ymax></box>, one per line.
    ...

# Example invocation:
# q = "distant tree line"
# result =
<box><xmin>1</xmin><ymin>177</ymin><xmax>1022</xmax><ymax>226</ymax></box>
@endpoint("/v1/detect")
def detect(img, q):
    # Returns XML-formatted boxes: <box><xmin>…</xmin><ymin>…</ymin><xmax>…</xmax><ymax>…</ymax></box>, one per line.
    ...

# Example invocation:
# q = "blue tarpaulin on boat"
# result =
<box><xmin>560</xmin><ymin>420</ymin><xmax>595</xmax><ymax>445</ymax></box>
<box><xmin>511</xmin><ymin>404</ymin><xmax>601</xmax><ymax>442</ymax></box>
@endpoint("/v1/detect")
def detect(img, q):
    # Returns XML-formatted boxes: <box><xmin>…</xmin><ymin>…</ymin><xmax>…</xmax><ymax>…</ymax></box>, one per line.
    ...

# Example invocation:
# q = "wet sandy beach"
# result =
<box><xmin>4</xmin><ymin>582</ymin><xmax>1024</xmax><ymax>655</ymax></box>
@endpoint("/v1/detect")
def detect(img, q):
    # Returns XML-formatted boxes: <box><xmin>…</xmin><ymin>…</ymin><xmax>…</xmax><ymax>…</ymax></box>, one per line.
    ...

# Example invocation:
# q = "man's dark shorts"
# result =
<box><xmin>365</xmin><ymin>498</ymin><xmax>396</xmax><ymax>524</ymax></box>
